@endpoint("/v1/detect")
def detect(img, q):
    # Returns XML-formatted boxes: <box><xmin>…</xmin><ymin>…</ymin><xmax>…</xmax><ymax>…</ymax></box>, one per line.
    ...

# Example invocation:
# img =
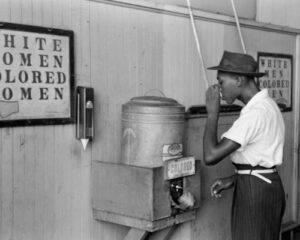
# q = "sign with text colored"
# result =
<box><xmin>0</xmin><ymin>22</ymin><xmax>74</xmax><ymax>126</ymax></box>
<box><xmin>164</xmin><ymin>156</ymin><xmax>196</xmax><ymax>180</ymax></box>
<box><xmin>257</xmin><ymin>52</ymin><xmax>293</xmax><ymax>112</ymax></box>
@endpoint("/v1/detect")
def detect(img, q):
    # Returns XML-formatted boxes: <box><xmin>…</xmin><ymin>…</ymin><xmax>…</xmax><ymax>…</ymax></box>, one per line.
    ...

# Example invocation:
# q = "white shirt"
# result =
<box><xmin>221</xmin><ymin>89</ymin><xmax>285</xmax><ymax>168</ymax></box>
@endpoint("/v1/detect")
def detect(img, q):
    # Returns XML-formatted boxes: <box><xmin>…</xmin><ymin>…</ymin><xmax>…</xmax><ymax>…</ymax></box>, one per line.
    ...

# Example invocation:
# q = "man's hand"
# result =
<box><xmin>205</xmin><ymin>84</ymin><xmax>220</xmax><ymax>116</ymax></box>
<box><xmin>211</xmin><ymin>176</ymin><xmax>235</xmax><ymax>198</ymax></box>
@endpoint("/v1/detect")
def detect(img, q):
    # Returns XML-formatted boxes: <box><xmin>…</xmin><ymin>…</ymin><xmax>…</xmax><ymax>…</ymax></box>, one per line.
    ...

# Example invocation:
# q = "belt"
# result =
<box><xmin>235</xmin><ymin>169</ymin><xmax>277</xmax><ymax>184</ymax></box>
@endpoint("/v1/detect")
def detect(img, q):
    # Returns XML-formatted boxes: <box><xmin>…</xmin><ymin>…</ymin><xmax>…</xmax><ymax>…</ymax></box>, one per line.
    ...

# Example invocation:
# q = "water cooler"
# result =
<box><xmin>92</xmin><ymin>95</ymin><xmax>201</xmax><ymax>239</ymax></box>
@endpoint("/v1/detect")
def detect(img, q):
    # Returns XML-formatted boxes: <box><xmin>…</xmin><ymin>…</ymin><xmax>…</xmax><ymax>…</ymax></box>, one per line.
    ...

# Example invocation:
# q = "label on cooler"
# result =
<box><xmin>165</xmin><ymin>156</ymin><xmax>196</xmax><ymax>180</ymax></box>
<box><xmin>162</xmin><ymin>143</ymin><xmax>183</xmax><ymax>161</ymax></box>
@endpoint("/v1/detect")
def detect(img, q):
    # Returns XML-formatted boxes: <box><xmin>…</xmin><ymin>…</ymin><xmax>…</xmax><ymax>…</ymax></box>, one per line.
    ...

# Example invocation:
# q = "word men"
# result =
<box><xmin>0</xmin><ymin>28</ymin><xmax>71</xmax><ymax>120</ymax></box>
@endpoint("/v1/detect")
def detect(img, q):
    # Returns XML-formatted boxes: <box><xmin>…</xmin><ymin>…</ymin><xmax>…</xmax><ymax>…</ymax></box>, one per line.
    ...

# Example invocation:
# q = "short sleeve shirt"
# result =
<box><xmin>221</xmin><ymin>89</ymin><xmax>285</xmax><ymax>168</ymax></box>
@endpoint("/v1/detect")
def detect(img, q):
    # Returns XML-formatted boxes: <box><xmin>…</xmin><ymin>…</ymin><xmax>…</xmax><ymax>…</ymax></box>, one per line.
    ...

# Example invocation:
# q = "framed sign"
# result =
<box><xmin>0</xmin><ymin>22</ymin><xmax>75</xmax><ymax>127</ymax></box>
<box><xmin>257</xmin><ymin>52</ymin><xmax>293</xmax><ymax>112</ymax></box>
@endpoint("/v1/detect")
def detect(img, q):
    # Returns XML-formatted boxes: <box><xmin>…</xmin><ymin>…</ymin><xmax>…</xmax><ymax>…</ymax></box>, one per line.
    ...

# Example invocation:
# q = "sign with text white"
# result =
<box><xmin>258</xmin><ymin>52</ymin><xmax>292</xmax><ymax>111</ymax></box>
<box><xmin>0</xmin><ymin>23</ymin><xmax>74</xmax><ymax>126</ymax></box>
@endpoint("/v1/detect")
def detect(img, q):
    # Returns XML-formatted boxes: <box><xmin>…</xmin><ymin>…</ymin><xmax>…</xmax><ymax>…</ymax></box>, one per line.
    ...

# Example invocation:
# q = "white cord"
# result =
<box><xmin>186</xmin><ymin>0</ymin><xmax>209</xmax><ymax>89</ymax></box>
<box><xmin>230</xmin><ymin>0</ymin><xmax>247</xmax><ymax>54</ymax></box>
<box><xmin>186</xmin><ymin>0</ymin><xmax>246</xmax><ymax>89</ymax></box>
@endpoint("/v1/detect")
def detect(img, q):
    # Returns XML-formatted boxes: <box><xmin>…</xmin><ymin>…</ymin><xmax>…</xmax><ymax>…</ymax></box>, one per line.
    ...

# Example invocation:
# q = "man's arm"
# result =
<box><xmin>203</xmin><ymin>123</ymin><xmax>240</xmax><ymax>165</ymax></box>
<box><xmin>203</xmin><ymin>85</ymin><xmax>240</xmax><ymax>165</ymax></box>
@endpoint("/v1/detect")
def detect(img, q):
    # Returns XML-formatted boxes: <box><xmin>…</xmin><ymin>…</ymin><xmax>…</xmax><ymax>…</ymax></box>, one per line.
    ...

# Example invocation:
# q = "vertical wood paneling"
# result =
<box><xmin>41</xmin><ymin>0</ymin><xmax>53</xmax><ymax>27</ymax></box>
<box><xmin>294</xmin><ymin>35</ymin><xmax>300</xmax><ymax>225</ymax></box>
<box><xmin>285</xmin><ymin>0</ymin><xmax>300</xmax><ymax>29</ymax></box>
<box><xmin>0</xmin><ymin>128</ymin><xmax>14</xmax><ymax>239</ymax></box>
<box><xmin>12</xmin><ymin>128</ymin><xmax>24</xmax><ymax>240</ymax></box>
<box><xmin>0</xmin><ymin>0</ymin><xmax>93</xmax><ymax>239</ymax></box>
<box><xmin>0</xmin><ymin>1</ymin><xmax>299</xmax><ymax>240</ymax></box>
<box><xmin>21</xmin><ymin>0</ymin><xmax>33</xmax><ymax>25</ymax></box>
<box><xmin>10</xmin><ymin>0</ymin><xmax>22</xmax><ymax>23</ymax></box>
<box><xmin>91</xmin><ymin>2</ymin><xmax>164</xmax><ymax>165</ymax></box>
<box><xmin>74</xmin><ymin>0</ymin><xmax>91</xmax><ymax>87</ymax></box>
<box><xmin>163</xmin><ymin>16</ymin><xmax>225</xmax><ymax>107</ymax></box>
<box><xmin>74</xmin><ymin>2</ymin><xmax>93</xmax><ymax>238</ymax></box>
<box><xmin>22</xmin><ymin>127</ymin><xmax>35</xmax><ymax>239</ymax></box>
<box><xmin>146</xmin><ymin>0</ymin><xmax>256</xmax><ymax>19</ymax></box>
<box><xmin>257</xmin><ymin>0</ymin><xmax>287</xmax><ymax>27</ymax></box>
<box><xmin>38</xmin><ymin>127</ymin><xmax>55</xmax><ymax>240</ymax></box>
<box><xmin>0</xmin><ymin>3</ymin><xmax>12</xmax><ymax>239</ymax></box>
<box><xmin>0</xmin><ymin>0</ymin><xmax>11</xmax><ymax>22</ymax></box>
<box><xmin>32</xmin><ymin>0</ymin><xmax>43</xmax><ymax>25</ymax></box>
<box><xmin>52</xmin><ymin>0</ymin><xmax>64</xmax><ymax>27</ymax></box>
<box><xmin>8</xmin><ymin>0</ymin><xmax>26</xmax><ymax>238</ymax></box>
<box><xmin>257</xmin><ymin>0</ymin><xmax>300</xmax><ymax>29</ymax></box>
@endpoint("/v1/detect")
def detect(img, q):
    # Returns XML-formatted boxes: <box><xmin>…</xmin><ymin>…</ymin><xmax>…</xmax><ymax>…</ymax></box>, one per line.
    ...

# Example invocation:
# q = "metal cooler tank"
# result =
<box><xmin>121</xmin><ymin>95</ymin><xmax>186</xmax><ymax>168</ymax></box>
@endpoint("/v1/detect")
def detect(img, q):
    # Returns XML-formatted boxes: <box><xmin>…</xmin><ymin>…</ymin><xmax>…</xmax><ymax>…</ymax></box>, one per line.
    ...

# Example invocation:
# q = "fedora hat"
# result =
<box><xmin>207</xmin><ymin>51</ymin><xmax>266</xmax><ymax>77</ymax></box>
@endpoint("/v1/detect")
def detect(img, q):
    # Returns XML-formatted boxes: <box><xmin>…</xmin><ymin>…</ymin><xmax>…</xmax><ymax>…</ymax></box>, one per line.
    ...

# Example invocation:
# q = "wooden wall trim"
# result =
<box><xmin>88</xmin><ymin>0</ymin><xmax>300</xmax><ymax>35</ymax></box>
<box><xmin>294</xmin><ymin>35</ymin><xmax>300</xmax><ymax>226</ymax></box>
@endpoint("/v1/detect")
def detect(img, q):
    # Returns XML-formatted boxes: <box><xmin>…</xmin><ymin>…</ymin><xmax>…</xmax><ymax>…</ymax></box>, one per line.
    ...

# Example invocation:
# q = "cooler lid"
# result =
<box><xmin>129</xmin><ymin>96</ymin><xmax>180</xmax><ymax>107</ymax></box>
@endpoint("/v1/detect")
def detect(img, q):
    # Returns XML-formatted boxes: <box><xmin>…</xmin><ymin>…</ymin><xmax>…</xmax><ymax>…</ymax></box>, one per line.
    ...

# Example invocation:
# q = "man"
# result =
<box><xmin>203</xmin><ymin>51</ymin><xmax>286</xmax><ymax>240</ymax></box>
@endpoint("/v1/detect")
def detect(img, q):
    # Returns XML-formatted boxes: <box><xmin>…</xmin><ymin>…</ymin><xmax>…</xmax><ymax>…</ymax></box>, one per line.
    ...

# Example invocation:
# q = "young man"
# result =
<box><xmin>203</xmin><ymin>51</ymin><xmax>286</xmax><ymax>240</ymax></box>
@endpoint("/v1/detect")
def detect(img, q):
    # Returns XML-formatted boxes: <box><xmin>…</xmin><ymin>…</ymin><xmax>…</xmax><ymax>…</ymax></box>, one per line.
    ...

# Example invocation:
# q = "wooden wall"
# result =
<box><xmin>0</xmin><ymin>0</ymin><xmax>299</xmax><ymax>240</ymax></box>
<box><xmin>257</xmin><ymin>0</ymin><xmax>300</xmax><ymax>229</ymax></box>
<box><xmin>0</xmin><ymin>0</ymin><xmax>92</xmax><ymax>240</ymax></box>
<box><xmin>257</xmin><ymin>0</ymin><xmax>300</xmax><ymax>29</ymax></box>
<box><xmin>139</xmin><ymin>0</ymin><xmax>257</xmax><ymax>19</ymax></box>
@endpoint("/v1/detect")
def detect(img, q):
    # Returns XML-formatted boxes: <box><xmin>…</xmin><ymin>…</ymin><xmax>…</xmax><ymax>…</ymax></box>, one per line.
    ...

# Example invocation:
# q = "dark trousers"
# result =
<box><xmin>231</xmin><ymin>164</ymin><xmax>286</xmax><ymax>240</ymax></box>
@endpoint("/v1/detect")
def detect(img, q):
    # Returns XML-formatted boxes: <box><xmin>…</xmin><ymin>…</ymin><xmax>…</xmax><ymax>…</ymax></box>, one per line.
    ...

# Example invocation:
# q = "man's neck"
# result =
<box><xmin>238</xmin><ymin>83</ymin><xmax>260</xmax><ymax>104</ymax></box>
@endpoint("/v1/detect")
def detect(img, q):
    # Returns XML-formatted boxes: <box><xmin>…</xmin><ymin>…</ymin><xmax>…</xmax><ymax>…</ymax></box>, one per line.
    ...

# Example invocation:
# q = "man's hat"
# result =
<box><xmin>207</xmin><ymin>51</ymin><xmax>266</xmax><ymax>78</ymax></box>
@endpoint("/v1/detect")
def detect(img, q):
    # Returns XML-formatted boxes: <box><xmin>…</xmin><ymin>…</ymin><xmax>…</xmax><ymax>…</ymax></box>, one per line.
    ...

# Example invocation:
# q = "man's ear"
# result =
<box><xmin>235</xmin><ymin>75</ymin><xmax>243</xmax><ymax>87</ymax></box>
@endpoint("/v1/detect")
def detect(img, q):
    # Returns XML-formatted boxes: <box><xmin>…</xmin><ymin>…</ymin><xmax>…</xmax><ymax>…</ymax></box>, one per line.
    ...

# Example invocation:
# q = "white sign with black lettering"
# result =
<box><xmin>165</xmin><ymin>156</ymin><xmax>196</xmax><ymax>180</ymax></box>
<box><xmin>258</xmin><ymin>53</ymin><xmax>292</xmax><ymax>111</ymax></box>
<box><xmin>0</xmin><ymin>29</ymin><xmax>71</xmax><ymax>120</ymax></box>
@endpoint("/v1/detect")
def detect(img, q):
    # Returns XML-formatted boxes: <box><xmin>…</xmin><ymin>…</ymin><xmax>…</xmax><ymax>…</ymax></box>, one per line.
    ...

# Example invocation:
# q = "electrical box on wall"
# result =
<box><xmin>76</xmin><ymin>86</ymin><xmax>94</xmax><ymax>150</ymax></box>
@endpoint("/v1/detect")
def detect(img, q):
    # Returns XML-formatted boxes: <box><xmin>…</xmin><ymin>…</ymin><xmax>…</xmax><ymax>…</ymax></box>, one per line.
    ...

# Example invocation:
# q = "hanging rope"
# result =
<box><xmin>186</xmin><ymin>0</ymin><xmax>209</xmax><ymax>89</ymax></box>
<box><xmin>230</xmin><ymin>0</ymin><xmax>247</xmax><ymax>54</ymax></box>
<box><xmin>186</xmin><ymin>0</ymin><xmax>247</xmax><ymax>90</ymax></box>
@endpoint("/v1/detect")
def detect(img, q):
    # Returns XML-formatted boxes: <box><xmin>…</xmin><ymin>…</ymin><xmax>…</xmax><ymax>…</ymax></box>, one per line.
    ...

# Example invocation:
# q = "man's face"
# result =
<box><xmin>217</xmin><ymin>72</ymin><xmax>239</xmax><ymax>104</ymax></box>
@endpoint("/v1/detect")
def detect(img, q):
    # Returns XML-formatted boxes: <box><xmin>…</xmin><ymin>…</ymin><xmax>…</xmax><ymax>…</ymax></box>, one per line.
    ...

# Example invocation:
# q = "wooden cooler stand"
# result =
<box><xmin>92</xmin><ymin>159</ymin><xmax>201</xmax><ymax>240</ymax></box>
